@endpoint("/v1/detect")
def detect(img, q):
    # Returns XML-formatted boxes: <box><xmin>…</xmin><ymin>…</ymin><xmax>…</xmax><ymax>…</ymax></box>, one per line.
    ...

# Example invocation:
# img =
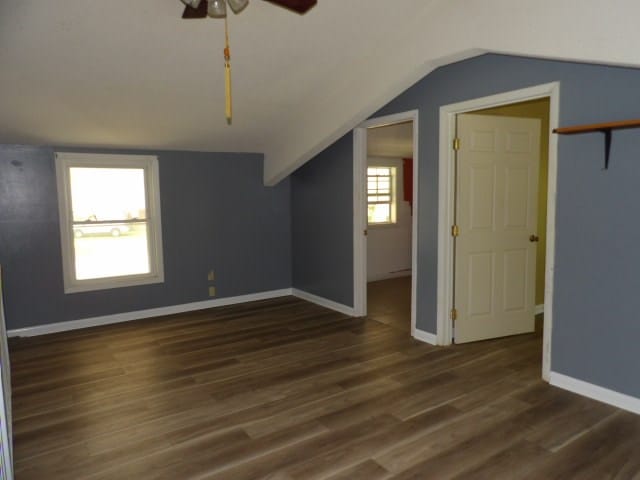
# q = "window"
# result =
<box><xmin>55</xmin><ymin>153</ymin><xmax>164</xmax><ymax>293</ymax></box>
<box><xmin>367</xmin><ymin>166</ymin><xmax>396</xmax><ymax>224</ymax></box>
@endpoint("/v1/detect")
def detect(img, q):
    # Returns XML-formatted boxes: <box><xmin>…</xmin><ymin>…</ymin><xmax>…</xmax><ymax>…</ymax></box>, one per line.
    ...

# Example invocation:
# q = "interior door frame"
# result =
<box><xmin>437</xmin><ymin>82</ymin><xmax>560</xmax><ymax>381</ymax></box>
<box><xmin>353</xmin><ymin>110</ymin><xmax>420</xmax><ymax>337</ymax></box>
<box><xmin>0</xmin><ymin>266</ymin><xmax>12</xmax><ymax>480</ymax></box>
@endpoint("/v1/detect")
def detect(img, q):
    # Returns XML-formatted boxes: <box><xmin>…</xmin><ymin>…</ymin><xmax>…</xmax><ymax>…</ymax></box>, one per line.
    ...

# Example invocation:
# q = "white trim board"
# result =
<box><xmin>437</xmin><ymin>82</ymin><xmax>560</xmax><ymax>383</ymax></box>
<box><xmin>353</xmin><ymin>110</ymin><xmax>419</xmax><ymax>333</ymax></box>
<box><xmin>412</xmin><ymin>328</ymin><xmax>437</xmax><ymax>346</ymax></box>
<box><xmin>8</xmin><ymin>289</ymin><xmax>293</xmax><ymax>338</ymax></box>
<box><xmin>550</xmin><ymin>372</ymin><xmax>640</xmax><ymax>416</ymax></box>
<box><xmin>291</xmin><ymin>289</ymin><xmax>356</xmax><ymax>317</ymax></box>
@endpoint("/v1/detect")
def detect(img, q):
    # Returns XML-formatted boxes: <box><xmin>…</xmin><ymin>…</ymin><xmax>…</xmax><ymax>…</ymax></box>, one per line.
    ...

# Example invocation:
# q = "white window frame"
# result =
<box><xmin>367</xmin><ymin>165</ymin><xmax>397</xmax><ymax>225</ymax></box>
<box><xmin>55</xmin><ymin>152</ymin><xmax>164</xmax><ymax>293</ymax></box>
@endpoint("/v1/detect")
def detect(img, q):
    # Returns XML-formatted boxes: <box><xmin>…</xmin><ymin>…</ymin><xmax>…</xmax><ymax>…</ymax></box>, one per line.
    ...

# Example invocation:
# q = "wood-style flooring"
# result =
<box><xmin>367</xmin><ymin>276</ymin><xmax>411</xmax><ymax>332</ymax></box>
<box><xmin>9</xmin><ymin>285</ymin><xmax>640</xmax><ymax>479</ymax></box>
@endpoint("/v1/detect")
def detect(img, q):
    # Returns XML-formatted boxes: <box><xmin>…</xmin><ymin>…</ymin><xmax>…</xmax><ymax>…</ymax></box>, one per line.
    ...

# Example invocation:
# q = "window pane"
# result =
<box><xmin>70</xmin><ymin>168</ymin><xmax>147</xmax><ymax>222</ymax></box>
<box><xmin>366</xmin><ymin>165</ymin><xmax>395</xmax><ymax>225</ymax></box>
<box><xmin>74</xmin><ymin>222</ymin><xmax>150</xmax><ymax>280</ymax></box>
<box><xmin>368</xmin><ymin>204</ymin><xmax>391</xmax><ymax>224</ymax></box>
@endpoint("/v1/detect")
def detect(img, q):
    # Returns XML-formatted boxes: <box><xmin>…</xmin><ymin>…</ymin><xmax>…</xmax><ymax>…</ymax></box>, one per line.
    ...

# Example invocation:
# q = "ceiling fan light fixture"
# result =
<box><xmin>227</xmin><ymin>0</ymin><xmax>249</xmax><ymax>14</ymax></box>
<box><xmin>207</xmin><ymin>0</ymin><xmax>227</xmax><ymax>17</ymax></box>
<box><xmin>180</xmin><ymin>0</ymin><xmax>202</xmax><ymax>7</ymax></box>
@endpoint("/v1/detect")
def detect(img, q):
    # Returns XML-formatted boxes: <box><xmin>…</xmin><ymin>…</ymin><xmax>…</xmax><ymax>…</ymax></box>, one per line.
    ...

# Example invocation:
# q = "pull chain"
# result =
<box><xmin>224</xmin><ymin>15</ymin><xmax>232</xmax><ymax>124</ymax></box>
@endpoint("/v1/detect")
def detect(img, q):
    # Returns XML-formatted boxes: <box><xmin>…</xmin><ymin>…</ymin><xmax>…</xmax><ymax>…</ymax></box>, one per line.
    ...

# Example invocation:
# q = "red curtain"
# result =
<box><xmin>403</xmin><ymin>158</ymin><xmax>413</xmax><ymax>213</ymax></box>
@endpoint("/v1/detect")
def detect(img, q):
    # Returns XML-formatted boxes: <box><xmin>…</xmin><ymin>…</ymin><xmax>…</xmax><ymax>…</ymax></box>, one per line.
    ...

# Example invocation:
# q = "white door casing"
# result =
<box><xmin>438</xmin><ymin>82</ymin><xmax>559</xmax><ymax>380</ymax></box>
<box><xmin>353</xmin><ymin>110</ymin><xmax>421</xmax><ymax>339</ymax></box>
<box><xmin>454</xmin><ymin>114</ymin><xmax>541</xmax><ymax>343</ymax></box>
<box><xmin>0</xmin><ymin>267</ymin><xmax>13</xmax><ymax>479</ymax></box>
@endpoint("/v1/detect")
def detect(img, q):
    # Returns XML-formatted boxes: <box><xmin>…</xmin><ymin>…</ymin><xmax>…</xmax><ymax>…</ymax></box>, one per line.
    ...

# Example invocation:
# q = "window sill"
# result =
<box><xmin>63</xmin><ymin>272</ymin><xmax>164</xmax><ymax>294</ymax></box>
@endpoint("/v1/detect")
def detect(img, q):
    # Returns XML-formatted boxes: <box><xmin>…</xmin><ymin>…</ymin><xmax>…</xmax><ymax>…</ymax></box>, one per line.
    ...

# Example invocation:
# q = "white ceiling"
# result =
<box><xmin>1</xmin><ymin>1</ymin><xmax>640</xmax><ymax>185</ymax></box>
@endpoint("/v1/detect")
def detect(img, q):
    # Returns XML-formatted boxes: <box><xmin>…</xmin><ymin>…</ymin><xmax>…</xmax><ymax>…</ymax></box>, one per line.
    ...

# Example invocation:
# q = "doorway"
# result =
<box><xmin>437</xmin><ymin>82</ymin><xmax>560</xmax><ymax>380</ymax></box>
<box><xmin>353</xmin><ymin>110</ymin><xmax>420</xmax><ymax>338</ymax></box>
<box><xmin>366</xmin><ymin>122</ymin><xmax>414</xmax><ymax>332</ymax></box>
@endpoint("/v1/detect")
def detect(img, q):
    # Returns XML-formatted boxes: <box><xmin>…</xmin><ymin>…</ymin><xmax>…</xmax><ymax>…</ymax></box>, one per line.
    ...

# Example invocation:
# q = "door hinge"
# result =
<box><xmin>451</xmin><ymin>224</ymin><xmax>460</xmax><ymax>237</ymax></box>
<box><xmin>450</xmin><ymin>308</ymin><xmax>458</xmax><ymax>321</ymax></box>
<box><xmin>453</xmin><ymin>137</ymin><xmax>461</xmax><ymax>151</ymax></box>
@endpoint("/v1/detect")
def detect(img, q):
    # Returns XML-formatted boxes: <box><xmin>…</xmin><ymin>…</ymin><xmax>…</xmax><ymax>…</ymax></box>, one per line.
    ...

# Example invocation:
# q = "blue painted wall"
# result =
<box><xmin>291</xmin><ymin>133</ymin><xmax>353</xmax><ymax>306</ymax></box>
<box><xmin>0</xmin><ymin>145</ymin><xmax>291</xmax><ymax>330</ymax></box>
<box><xmin>293</xmin><ymin>54</ymin><xmax>640</xmax><ymax>398</ymax></box>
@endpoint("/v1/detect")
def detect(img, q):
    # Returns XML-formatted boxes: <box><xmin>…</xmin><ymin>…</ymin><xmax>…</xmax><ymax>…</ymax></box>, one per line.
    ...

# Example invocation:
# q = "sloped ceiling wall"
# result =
<box><xmin>263</xmin><ymin>0</ymin><xmax>640</xmax><ymax>184</ymax></box>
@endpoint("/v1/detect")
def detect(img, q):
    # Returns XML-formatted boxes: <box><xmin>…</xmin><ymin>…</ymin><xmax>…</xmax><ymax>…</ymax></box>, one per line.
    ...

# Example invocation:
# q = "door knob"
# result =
<box><xmin>529</xmin><ymin>234</ymin><xmax>539</xmax><ymax>242</ymax></box>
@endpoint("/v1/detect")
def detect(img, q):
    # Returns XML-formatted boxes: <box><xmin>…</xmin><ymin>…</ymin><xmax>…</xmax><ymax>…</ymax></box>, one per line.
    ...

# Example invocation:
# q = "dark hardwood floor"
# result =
<box><xmin>367</xmin><ymin>276</ymin><xmax>412</xmax><ymax>332</ymax></box>
<box><xmin>9</xmin><ymin>287</ymin><xmax>640</xmax><ymax>479</ymax></box>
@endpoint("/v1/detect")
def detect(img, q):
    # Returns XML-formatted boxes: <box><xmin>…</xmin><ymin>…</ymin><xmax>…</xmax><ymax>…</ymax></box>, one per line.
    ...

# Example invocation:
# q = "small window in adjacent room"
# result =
<box><xmin>367</xmin><ymin>166</ymin><xmax>396</xmax><ymax>225</ymax></box>
<box><xmin>55</xmin><ymin>153</ymin><xmax>164</xmax><ymax>293</ymax></box>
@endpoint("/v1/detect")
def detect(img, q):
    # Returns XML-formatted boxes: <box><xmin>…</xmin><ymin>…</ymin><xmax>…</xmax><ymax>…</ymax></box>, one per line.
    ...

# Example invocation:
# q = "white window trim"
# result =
<box><xmin>367</xmin><ymin>165</ymin><xmax>397</xmax><ymax>226</ymax></box>
<box><xmin>55</xmin><ymin>152</ymin><xmax>165</xmax><ymax>294</ymax></box>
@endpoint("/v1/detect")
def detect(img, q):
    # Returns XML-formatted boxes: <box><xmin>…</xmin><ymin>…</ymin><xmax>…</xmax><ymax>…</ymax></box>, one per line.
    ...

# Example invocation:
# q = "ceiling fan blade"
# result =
<box><xmin>182</xmin><ymin>1</ymin><xmax>208</xmax><ymax>18</ymax></box>
<box><xmin>263</xmin><ymin>0</ymin><xmax>317</xmax><ymax>14</ymax></box>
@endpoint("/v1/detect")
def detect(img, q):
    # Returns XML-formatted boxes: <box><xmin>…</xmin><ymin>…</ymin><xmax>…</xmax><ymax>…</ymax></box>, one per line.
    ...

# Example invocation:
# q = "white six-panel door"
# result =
<box><xmin>454</xmin><ymin>114</ymin><xmax>540</xmax><ymax>343</ymax></box>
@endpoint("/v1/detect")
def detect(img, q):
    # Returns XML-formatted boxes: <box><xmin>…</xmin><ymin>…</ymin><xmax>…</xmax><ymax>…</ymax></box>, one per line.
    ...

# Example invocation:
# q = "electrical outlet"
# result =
<box><xmin>208</xmin><ymin>286</ymin><xmax>216</xmax><ymax>297</ymax></box>
<box><xmin>207</xmin><ymin>270</ymin><xmax>215</xmax><ymax>281</ymax></box>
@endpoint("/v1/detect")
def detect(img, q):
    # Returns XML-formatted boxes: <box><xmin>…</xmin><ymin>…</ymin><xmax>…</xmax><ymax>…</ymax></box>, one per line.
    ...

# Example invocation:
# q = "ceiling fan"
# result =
<box><xmin>179</xmin><ymin>0</ymin><xmax>317</xmax><ymax>124</ymax></box>
<box><xmin>180</xmin><ymin>0</ymin><xmax>317</xmax><ymax>18</ymax></box>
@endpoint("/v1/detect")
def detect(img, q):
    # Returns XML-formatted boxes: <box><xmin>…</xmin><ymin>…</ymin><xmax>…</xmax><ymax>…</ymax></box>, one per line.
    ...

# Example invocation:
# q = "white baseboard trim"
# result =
<box><xmin>549</xmin><ymin>371</ymin><xmax>640</xmax><ymax>416</ymax></box>
<box><xmin>535</xmin><ymin>304</ymin><xmax>545</xmax><ymax>315</ymax></box>
<box><xmin>412</xmin><ymin>328</ymin><xmax>437</xmax><ymax>346</ymax></box>
<box><xmin>8</xmin><ymin>288</ymin><xmax>293</xmax><ymax>338</ymax></box>
<box><xmin>291</xmin><ymin>289</ymin><xmax>356</xmax><ymax>317</ymax></box>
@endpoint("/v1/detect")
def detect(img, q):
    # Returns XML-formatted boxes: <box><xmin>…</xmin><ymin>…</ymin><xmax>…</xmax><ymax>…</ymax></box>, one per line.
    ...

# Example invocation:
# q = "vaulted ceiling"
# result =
<box><xmin>1</xmin><ymin>1</ymin><xmax>639</xmax><ymax>185</ymax></box>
